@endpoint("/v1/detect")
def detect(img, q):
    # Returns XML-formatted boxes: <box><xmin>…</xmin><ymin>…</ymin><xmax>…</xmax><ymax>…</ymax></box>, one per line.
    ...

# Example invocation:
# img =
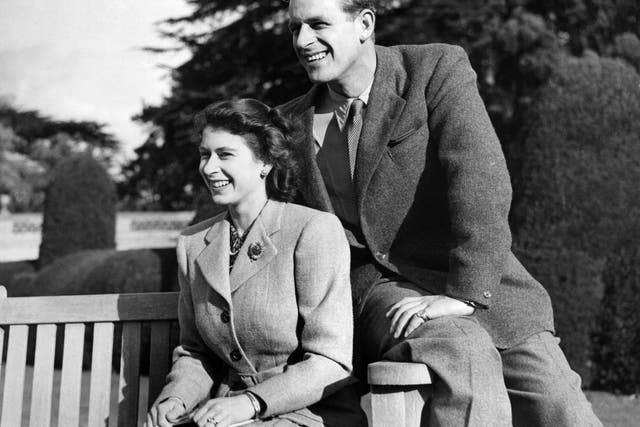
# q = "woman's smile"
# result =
<box><xmin>208</xmin><ymin>179</ymin><xmax>231</xmax><ymax>189</ymax></box>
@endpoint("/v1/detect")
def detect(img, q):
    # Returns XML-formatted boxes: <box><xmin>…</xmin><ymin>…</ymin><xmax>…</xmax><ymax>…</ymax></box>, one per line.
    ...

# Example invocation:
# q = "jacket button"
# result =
<box><xmin>230</xmin><ymin>349</ymin><xmax>242</xmax><ymax>361</ymax></box>
<box><xmin>375</xmin><ymin>251</ymin><xmax>388</xmax><ymax>261</ymax></box>
<box><xmin>220</xmin><ymin>310</ymin><xmax>230</xmax><ymax>323</ymax></box>
<box><xmin>483</xmin><ymin>291</ymin><xmax>492</xmax><ymax>299</ymax></box>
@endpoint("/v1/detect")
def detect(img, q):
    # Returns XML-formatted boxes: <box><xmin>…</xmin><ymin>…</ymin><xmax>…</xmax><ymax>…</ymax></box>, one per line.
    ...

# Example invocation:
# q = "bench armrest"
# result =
<box><xmin>367</xmin><ymin>361</ymin><xmax>433</xmax><ymax>427</ymax></box>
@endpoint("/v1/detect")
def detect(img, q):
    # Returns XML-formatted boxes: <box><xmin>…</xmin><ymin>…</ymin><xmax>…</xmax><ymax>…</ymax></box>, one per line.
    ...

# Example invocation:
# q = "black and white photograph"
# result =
<box><xmin>1</xmin><ymin>1</ymin><xmax>639</xmax><ymax>426</ymax></box>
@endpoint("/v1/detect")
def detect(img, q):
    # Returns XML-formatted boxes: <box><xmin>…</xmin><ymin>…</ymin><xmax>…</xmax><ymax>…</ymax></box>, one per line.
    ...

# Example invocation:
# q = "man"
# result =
<box><xmin>279</xmin><ymin>0</ymin><xmax>602</xmax><ymax>425</ymax></box>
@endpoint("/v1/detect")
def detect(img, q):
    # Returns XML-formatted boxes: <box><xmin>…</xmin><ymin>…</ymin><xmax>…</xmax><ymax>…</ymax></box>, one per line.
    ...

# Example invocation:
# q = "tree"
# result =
<box><xmin>39</xmin><ymin>153</ymin><xmax>117</xmax><ymax>267</ymax></box>
<box><xmin>123</xmin><ymin>0</ymin><xmax>640</xmax><ymax>210</ymax></box>
<box><xmin>0</xmin><ymin>102</ymin><xmax>119</xmax><ymax>211</ymax></box>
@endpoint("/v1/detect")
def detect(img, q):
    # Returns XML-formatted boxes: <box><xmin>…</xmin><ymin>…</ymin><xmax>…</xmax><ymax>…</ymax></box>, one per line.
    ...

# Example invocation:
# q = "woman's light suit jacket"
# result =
<box><xmin>156</xmin><ymin>200</ymin><xmax>365</xmax><ymax>426</ymax></box>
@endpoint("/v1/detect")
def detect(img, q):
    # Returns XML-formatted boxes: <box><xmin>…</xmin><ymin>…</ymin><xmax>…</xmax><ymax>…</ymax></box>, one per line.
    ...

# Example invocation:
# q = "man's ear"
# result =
<box><xmin>358</xmin><ymin>9</ymin><xmax>375</xmax><ymax>42</ymax></box>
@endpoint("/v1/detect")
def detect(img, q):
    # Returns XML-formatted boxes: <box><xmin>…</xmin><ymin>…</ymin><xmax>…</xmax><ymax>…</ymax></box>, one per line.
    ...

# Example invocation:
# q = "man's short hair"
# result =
<box><xmin>341</xmin><ymin>0</ymin><xmax>377</xmax><ymax>16</ymax></box>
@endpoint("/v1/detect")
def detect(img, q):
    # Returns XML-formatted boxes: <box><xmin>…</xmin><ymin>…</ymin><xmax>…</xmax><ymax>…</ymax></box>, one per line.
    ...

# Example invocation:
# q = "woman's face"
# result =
<box><xmin>198</xmin><ymin>127</ymin><xmax>270</xmax><ymax>209</ymax></box>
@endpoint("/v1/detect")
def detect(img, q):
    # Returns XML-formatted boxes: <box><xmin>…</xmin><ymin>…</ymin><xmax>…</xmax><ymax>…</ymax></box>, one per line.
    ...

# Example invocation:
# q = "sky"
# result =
<box><xmin>0</xmin><ymin>0</ymin><xmax>193</xmax><ymax>160</ymax></box>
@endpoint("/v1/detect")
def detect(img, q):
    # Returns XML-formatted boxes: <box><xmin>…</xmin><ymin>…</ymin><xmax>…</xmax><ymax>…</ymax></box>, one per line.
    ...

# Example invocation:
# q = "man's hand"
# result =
<box><xmin>145</xmin><ymin>397</ymin><xmax>186</xmax><ymax>427</ymax></box>
<box><xmin>191</xmin><ymin>394</ymin><xmax>256</xmax><ymax>427</ymax></box>
<box><xmin>386</xmin><ymin>295</ymin><xmax>475</xmax><ymax>338</ymax></box>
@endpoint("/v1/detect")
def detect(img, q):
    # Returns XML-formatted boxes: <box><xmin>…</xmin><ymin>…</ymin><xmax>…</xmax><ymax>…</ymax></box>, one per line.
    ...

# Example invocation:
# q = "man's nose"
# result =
<box><xmin>295</xmin><ymin>24</ymin><xmax>314</xmax><ymax>49</ymax></box>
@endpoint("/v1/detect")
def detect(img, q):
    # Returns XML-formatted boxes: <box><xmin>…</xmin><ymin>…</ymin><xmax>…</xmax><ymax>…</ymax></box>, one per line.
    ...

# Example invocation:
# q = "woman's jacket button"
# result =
<box><xmin>230</xmin><ymin>349</ymin><xmax>242</xmax><ymax>361</ymax></box>
<box><xmin>221</xmin><ymin>310</ymin><xmax>231</xmax><ymax>323</ymax></box>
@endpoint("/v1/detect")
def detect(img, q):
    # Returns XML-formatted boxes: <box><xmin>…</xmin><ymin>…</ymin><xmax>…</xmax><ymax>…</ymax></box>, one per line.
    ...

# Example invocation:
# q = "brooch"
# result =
<box><xmin>247</xmin><ymin>242</ymin><xmax>263</xmax><ymax>261</ymax></box>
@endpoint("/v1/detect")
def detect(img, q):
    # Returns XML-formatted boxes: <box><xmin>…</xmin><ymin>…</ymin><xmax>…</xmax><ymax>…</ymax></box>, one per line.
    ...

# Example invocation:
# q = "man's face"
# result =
<box><xmin>288</xmin><ymin>0</ymin><xmax>366</xmax><ymax>86</ymax></box>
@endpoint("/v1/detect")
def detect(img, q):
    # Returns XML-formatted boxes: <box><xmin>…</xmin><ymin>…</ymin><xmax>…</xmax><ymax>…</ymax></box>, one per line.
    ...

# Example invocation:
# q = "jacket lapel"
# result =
<box><xmin>195</xmin><ymin>218</ymin><xmax>232</xmax><ymax>305</ymax></box>
<box><xmin>229</xmin><ymin>200</ymin><xmax>282</xmax><ymax>293</ymax></box>
<box><xmin>291</xmin><ymin>87</ymin><xmax>335</xmax><ymax>213</ymax></box>
<box><xmin>354</xmin><ymin>46</ymin><xmax>407</xmax><ymax>208</ymax></box>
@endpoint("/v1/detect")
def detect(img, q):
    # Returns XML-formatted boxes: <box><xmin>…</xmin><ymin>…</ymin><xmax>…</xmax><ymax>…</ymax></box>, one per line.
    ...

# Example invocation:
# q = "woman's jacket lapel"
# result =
<box><xmin>195</xmin><ymin>218</ymin><xmax>232</xmax><ymax>305</ymax></box>
<box><xmin>229</xmin><ymin>206</ymin><xmax>279</xmax><ymax>293</ymax></box>
<box><xmin>194</xmin><ymin>201</ymin><xmax>282</xmax><ymax>304</ymax></box>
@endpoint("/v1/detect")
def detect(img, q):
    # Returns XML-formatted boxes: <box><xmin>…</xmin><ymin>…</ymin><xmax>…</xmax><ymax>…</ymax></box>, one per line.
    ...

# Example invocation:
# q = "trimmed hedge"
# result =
<box><xmin>511</xmin><ymin>54</ymin><xmax>640</xmax><ymax>387</ymax></box>
<box><xmin>593</xmin><ymin>243</ymin><xmax>640</xmax><ymax>394</ymax></box>
<box><xmin>515</xmin><ymin>247</ymin><xmax>605</xmax><ymax>384</ymax></box>
<box><xmin>29</xmin><ymin>248</ymin><xmax>177</xmax><ymax>296</ymax></box>
<box><xmin>38</xmin><ymin>153</ymin><xmax>116</xmax><ymax>268</ymax></box>
<box><xmin>0</xmin><ymin>260</ymin><xmax>35</xmax><ymax>288</ymax></box>
<box><xmin>512</xmin><ymin>54</ymin><xmax>640</xmax><ymax>256</ymax></box>
<box><xmin>6</xmin><ymin>271</ymin><xmax>38</xmax><ymax>297</ymax></box>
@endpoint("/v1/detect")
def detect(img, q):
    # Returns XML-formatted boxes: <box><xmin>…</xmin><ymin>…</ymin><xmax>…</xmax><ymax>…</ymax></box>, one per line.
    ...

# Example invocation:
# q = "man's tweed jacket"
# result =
<box><xmin>279</xmin><ymin>44</ymin><xmax>554</xmax><ymax>349</ymax></box>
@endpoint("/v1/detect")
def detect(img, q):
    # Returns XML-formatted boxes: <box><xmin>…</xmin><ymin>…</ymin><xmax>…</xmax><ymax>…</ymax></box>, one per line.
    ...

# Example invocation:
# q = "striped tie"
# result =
<box><xmin>346</xmin><ymin>98</ymin><xmax>364</xmax><ymax>179</ymax></box>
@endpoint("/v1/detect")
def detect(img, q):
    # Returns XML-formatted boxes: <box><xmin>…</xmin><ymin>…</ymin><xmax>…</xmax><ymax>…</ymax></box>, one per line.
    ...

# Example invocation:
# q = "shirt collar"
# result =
<box><xmin>326</xmin><ymin>80</ymin><xmax>373</xmax><ymax>131</ymax></box>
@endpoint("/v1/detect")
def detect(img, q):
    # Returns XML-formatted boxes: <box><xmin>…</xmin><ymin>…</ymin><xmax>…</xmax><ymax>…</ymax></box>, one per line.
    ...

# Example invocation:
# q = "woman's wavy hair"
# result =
<box><xmin>193</xmin><ymin>98</ymin><xmax>300</xmax><ymax>202</ymax></box>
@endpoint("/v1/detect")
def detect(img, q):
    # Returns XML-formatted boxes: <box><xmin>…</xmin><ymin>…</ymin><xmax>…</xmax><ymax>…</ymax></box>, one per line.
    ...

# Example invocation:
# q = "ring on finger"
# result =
<box><xmin>415</xmin><ymin>309</ymin><xmax>431</xmax><ymax>322</ymax></box>
<box><xmin>206</xmin><ymin>416</ymin><xmax>218</xmax><ymax>426</ymax></box>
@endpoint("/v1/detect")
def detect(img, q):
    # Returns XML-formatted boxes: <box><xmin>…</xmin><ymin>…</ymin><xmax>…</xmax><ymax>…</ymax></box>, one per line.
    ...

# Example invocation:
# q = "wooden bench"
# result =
<box><xmin>0</xmin><ymin>286</ymin><xmax>432</xmax><ymax>426</ymax></box>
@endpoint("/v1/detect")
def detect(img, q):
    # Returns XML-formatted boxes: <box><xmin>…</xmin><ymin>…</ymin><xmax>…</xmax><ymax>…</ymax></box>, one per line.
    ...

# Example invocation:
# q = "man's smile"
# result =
<box><xmin>304</xmin><ymin>51</ymin><xmax>328</xmax><ymax>63</ymax></box>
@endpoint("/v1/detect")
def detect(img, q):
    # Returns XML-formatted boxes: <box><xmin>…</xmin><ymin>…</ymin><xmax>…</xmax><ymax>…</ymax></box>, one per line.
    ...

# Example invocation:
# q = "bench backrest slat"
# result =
<box><xmin>1</xmin><ymin>324</ymin><xmax>29</xmax><ymax>427</ymax></box>
<box><xmin>0</xmin><ymin>292</ymin><xmax>179</xmax><ymax>324</ymax></box>
<box><xmin>0</xmin><ymin>287</ymin><xmax>180</xmax><ymax>426</ymax></box>
<box><xmin>29</xmin><ymin>324</ymin><xmax>57</xmax><ymax>427</ymax></box>
<box><xmin>58</xmin><ymin>323</ymin><xmax>85</xmax><ymax>427</ymax></box>
<box><xmin>117</xmin><ymin>322</ymin><xmax>142</xmax><ymax>427</ymax></box>
<box><xmin>87</xmin><ymin>322</ymin><xmax>115</xmax><ymax>427</ymax></box>
<box><xmin>0</xmin><ymin>324</ymin><xmax>4</xmax><ymax>392</ymax></box>
<box><xmin>148</xmin><ymin>321</ymin><xmax>173</xmax><ymax>410</ymax></box>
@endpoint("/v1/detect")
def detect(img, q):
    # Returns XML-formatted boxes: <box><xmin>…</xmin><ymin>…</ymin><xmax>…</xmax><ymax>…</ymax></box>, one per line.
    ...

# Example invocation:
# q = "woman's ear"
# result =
<box><xmin>260</xmin><ymin>164</ymin><xmax>273</xmax><ymax>179</ymax></box>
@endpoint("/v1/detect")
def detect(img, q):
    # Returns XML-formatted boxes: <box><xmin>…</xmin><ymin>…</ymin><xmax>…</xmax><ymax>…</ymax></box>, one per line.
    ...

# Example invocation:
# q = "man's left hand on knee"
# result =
<box><xmin>386</xmin><ymin>295</ymin><xmax>475</xmax><ymax>338</ymax></box>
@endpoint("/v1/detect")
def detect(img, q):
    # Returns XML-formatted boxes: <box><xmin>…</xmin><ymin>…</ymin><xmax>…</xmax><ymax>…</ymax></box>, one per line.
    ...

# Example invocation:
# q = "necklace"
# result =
<box><xmin>229</xmin><ymin>221</ymin><xmax>246</xmax><ymax>269</ymax></box>
<box><xmin>227</xmin><ymin>200</ymin><xmax>269</xmax><ymax>270</ymax></box>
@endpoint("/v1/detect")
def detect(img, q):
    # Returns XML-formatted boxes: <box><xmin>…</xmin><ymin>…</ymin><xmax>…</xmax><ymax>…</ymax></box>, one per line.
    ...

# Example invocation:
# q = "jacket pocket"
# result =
<box><xmin>388</xmin><ymin>120</ymin><xmax>428</xmax><ymax>147</ymax></box>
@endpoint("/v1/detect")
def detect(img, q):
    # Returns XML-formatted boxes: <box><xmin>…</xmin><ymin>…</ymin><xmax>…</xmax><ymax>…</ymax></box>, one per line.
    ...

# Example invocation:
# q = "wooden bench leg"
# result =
<box><xmin>368</xmin><ymin>361</ymin><xmax>433</xmax><ymax>427</ymax></box>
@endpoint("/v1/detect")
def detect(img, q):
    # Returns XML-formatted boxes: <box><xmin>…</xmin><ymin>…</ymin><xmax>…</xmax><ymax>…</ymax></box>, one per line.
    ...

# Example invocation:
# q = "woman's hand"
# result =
<box><xmin>145</xmin><ymin>397</ymin><xmax>187</xmax><ymax>427</ymax></box>
<box><xmin>191</xmin><ymin>394</ymin><xmax>256</xmax><ymax>427</ymax></box>
<box><xmin>386</xmin><ymin>295</ymin><xmax>475</xmax><ymax>338</ymax></box>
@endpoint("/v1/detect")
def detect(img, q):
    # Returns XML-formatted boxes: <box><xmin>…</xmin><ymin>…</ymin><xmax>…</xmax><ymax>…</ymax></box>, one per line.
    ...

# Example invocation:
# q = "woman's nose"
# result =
<box><xmin>201</xmin><ymin>156</ymin><xmax>220</xmax><ymax>175</ymax></box>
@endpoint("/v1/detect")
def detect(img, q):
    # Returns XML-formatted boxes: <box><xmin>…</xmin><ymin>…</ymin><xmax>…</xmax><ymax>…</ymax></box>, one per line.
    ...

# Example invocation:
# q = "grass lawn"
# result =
<box><xmin>1</xmin><ymin>366</ymin><xmax>638</xmax><ymax>426</ymax></box>
<box><xmin>585</xmin><ymin>391</ymin><xmax>640</xmax><ymax>427</ymax></box>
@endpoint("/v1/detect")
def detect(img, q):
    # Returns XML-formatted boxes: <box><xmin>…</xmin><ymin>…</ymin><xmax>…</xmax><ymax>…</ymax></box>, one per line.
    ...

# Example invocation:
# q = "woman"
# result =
<box><xmin>146</xmin><ymin>99</ymin><xmax>366</xmax><ymax>427</ymax></box>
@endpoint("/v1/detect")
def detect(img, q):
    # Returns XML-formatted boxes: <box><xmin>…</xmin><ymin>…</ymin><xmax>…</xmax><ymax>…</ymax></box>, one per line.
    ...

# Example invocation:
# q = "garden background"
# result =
<box><xmin>1</xmin><ymin>0</ymin><xmax>639</xmax><ymax>420</ymax></box>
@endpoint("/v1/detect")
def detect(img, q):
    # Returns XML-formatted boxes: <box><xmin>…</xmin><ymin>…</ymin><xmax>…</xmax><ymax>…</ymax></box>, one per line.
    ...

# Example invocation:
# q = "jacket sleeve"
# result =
<box><xmin>247</xmin><ymin>213</ymin><xmax>355</xmax><ymax>417</ymax></box>
<box><xmin>154</xmin><ymin>235</ymin><xmax>219</xmax><ymax>411</ymax></box>
<box><xmin>427</xmin><ymin>45</ymin><xmax>512</xmax><ymax>308</ymax></box>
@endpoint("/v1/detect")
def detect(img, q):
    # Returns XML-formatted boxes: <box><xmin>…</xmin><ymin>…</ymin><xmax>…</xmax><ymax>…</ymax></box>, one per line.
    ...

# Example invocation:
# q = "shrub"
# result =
<box><xmin>515</xmin><ymin>246</ymin><xmax>605</xmax><ymax>385</ymax></box>
<box><xmin>6</xmin><ymin>271</ymin><xmax>38</xmax><ymax>297</ymax></box>
<box><xmin>0</xmin><ymin>260</ymin><xmax>35</xmax><ymax>288</ymax></box>
<box><xmin>511</xmin><ymin>54</ymin><xmax>640</xmax><ymax>256</ymax></box>
<box><xmin>38</xmin><ymin>153</ymin><xmax>116</xmax><ymax>268</ymax></box>
<box><xmin>510</xmin><ymin>54</ymin><xmax>640</xmax><ymax>386</ymax></box>
<box><xmin>614</xmin><ymin>32</ymin><xmax>640</xmax><ymax>72</ymax></box>
<box><xmin>592</xmin><ymin>244</ymin><xmax>640</xmax><ymax>394</ymax></box>
<box><xmin>30</xmin><ymin>248</ymin><xmax>173</xmax><ymax>296</ymax></box>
